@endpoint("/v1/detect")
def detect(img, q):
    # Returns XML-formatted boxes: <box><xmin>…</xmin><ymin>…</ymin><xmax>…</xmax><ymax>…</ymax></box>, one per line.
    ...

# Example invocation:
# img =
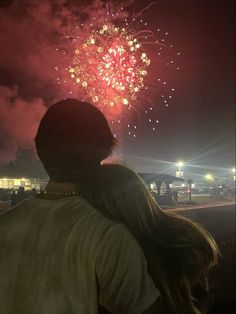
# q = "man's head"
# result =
<box><xmin>35</xmin><ymin>99</ymin><xmax>116</xmax><ymax>182</ymax></box>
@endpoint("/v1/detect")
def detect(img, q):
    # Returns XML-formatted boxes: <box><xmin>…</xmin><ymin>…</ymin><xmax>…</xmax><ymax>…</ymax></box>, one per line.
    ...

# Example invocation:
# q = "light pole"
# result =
<box><xmin>232</xmin><ymin>168</ymin><xmax>236</xmax><ymax>181</ymax></box>
<box><xmin>204</xmin><ymin>174</ymin><xmax>215</xmax><ymax>196</ymax></box>
<box><xmin>176</xmin><ymin>161</ymin><xmax>184</xmax><ymax>178</ymax></box>
<box><xmin>187</xmin><ymin>178</ymin><xmax>193</xmax><ymax>201</ymax></box>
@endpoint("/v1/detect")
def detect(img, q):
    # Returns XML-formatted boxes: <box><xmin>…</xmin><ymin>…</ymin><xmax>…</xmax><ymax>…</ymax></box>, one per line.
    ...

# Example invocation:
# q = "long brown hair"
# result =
<box><xmin>82</xmin><ymin>164</ymin><xmax>219</xmax><ymax>314</ymax></box>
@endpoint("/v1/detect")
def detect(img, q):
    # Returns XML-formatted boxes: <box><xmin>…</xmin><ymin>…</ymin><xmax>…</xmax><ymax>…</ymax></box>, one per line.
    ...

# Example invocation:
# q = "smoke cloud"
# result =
<box><xmin>0</xmin><ymin>0</ymin><xmax>77</xmax><ymax>165</ymax></box>
<box><xmin>0</xmin><ymin>0</ymin><xmax>77</xmax><ymax>95</ymax></box>
<box><xmin>0</xmin><ymin>85</ymin><xmax>46</xmax><ymax>164</ymax></box>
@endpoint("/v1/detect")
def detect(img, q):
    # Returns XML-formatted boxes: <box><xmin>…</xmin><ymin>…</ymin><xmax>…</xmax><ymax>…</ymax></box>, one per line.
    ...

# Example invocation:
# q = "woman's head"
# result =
<box><xmin>85</xmin><ymin>163</ymin><xmax>163</xmax><ymax>236</ymax></box>
<box><xmin>84</xmin><ymin>163</ymin><xmax>218</xmax><ymax>264</ymax></box>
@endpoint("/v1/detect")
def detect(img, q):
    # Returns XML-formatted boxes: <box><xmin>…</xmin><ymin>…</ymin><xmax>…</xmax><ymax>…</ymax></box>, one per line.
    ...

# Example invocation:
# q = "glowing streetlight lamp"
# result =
<box><xmin>176</xmin><ymin>161</ymin><xmax>184</xmax><ymax>178</ymax></box>
<box><xmin>205</xmin><ymin>174</ymin><xmax>214</xmax><ymax>182</ymax></box>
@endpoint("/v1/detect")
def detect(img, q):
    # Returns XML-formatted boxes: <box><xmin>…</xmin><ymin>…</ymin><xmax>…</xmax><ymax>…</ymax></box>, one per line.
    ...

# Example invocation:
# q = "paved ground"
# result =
<box><xmin>0</xmin><ymin>200</ymin><xmax>11</xmax><ymax>213</ymax></box>
<box><xmin>171</xmin><ymin>203</ymin><xmax>235</xmax><ymax>312</ymax></box>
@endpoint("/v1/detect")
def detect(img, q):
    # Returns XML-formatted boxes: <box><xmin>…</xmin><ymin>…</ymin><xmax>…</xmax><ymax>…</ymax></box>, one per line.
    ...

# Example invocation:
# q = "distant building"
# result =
<box><xmin>139</xmin><ymin>173</ymin><xmax>184</xmax><ymax>206</ymax></box>
<box><xmin>176</xmin><ymin>171</ymin><xmax>184</xmax><ymax>178</ymax></box>
<box><xmin>0</xmin><ymin>177</ymin><xmax>45</xmax><ymax>190</ymax></box>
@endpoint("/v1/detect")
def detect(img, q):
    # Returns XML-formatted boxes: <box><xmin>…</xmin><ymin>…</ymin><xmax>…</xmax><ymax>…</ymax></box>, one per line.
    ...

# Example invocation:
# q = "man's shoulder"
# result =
<box><xmin>72</xmin><ymin>197</ymin><xmax>129</xmax><ymax>238</ymax></box>
<box><xmin>65</xmin><ymin>197</ymin><xmax>137</xmax><ymax>249</ymax></box>
<box><xmin>0</xmin><ymin>196</ymin><xmax>133</xmax><ymax>246</ymax></box>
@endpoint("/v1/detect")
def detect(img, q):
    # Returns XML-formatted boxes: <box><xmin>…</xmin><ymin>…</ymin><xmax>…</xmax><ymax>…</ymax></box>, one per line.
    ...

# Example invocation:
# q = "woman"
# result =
<box><xmin>82</xmin><ymin>164</ymin><xmax>219</xmax><ymax>314</ymax></box>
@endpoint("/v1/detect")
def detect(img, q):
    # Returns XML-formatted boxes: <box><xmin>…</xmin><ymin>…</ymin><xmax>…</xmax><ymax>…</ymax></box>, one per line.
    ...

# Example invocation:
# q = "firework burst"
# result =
<box><xmin>55</xmin><ymin>1</ymin><xmax>180</xmax><ymax>137</ymax></box>
<box><xmin>69</xmin><ymin>24</ymin><xmax>150</xmax><ymax>113</ymax></box>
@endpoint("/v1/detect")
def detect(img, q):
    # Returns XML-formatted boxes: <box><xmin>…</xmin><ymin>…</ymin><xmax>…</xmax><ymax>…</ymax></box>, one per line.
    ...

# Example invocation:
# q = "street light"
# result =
<box><xmin>232</xmin><ymin>168</ymin><xmax>236</xmax><ymax>181</ymax></box>
<box><xmin>176</xmin><ymin>161</ymin><xmax>184</xmax><ymax>178</ymax></box>
<box><xmin>205</xmin><ymin>174</ymin><xmax>214</xmax><ymax>182</ymax></box>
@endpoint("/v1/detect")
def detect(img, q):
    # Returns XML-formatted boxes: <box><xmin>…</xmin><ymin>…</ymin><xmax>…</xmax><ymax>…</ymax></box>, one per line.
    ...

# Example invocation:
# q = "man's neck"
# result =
<box><xmin>46</xmin><ymin>180</ymin><xmax>81</xmax><ymax>192</ymax></box>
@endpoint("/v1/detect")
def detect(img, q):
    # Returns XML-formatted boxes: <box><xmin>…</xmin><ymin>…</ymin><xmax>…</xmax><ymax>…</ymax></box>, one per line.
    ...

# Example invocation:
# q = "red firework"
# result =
<box><xmin>68</xmin><ymin>24</ymin><xmax>150</xmax><ymax>113</ymax></box>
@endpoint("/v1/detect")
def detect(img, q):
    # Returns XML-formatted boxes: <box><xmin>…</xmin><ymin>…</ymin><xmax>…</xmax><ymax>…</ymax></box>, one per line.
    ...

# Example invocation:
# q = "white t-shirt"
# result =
<box><xmin>0</xmin><ymin>196</ymin><xmax>159</xmax><ymax>314</ymax></box>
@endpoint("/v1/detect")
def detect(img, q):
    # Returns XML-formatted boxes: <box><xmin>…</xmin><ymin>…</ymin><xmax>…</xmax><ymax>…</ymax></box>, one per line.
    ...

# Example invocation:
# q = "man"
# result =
<box><xmin>0</xmin><ymin>99</ymin><xmax>162</xmax><ymax>313</ymax></box>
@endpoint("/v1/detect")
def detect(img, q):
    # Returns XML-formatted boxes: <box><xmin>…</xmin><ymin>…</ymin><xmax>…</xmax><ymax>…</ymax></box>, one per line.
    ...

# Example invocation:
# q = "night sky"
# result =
<box><xmin>0</xmin><ymin>0</ymin><xmax>235</xmax><ymax>180</ymax></box>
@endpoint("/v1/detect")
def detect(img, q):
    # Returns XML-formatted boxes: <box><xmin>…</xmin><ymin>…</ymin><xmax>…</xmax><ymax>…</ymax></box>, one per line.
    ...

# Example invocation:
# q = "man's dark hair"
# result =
<box><xmin>35</xmin><ymin>99</ymin><xmax>116</xmax><ymax>182</ymax></box>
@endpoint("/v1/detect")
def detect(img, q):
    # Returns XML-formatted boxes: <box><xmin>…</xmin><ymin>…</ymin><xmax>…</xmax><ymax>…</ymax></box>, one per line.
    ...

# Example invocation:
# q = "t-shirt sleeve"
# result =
<box><xmin>96</xmin><ymin>223</ymin><xmax>160</xmax><ymax>314</ymax></box>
